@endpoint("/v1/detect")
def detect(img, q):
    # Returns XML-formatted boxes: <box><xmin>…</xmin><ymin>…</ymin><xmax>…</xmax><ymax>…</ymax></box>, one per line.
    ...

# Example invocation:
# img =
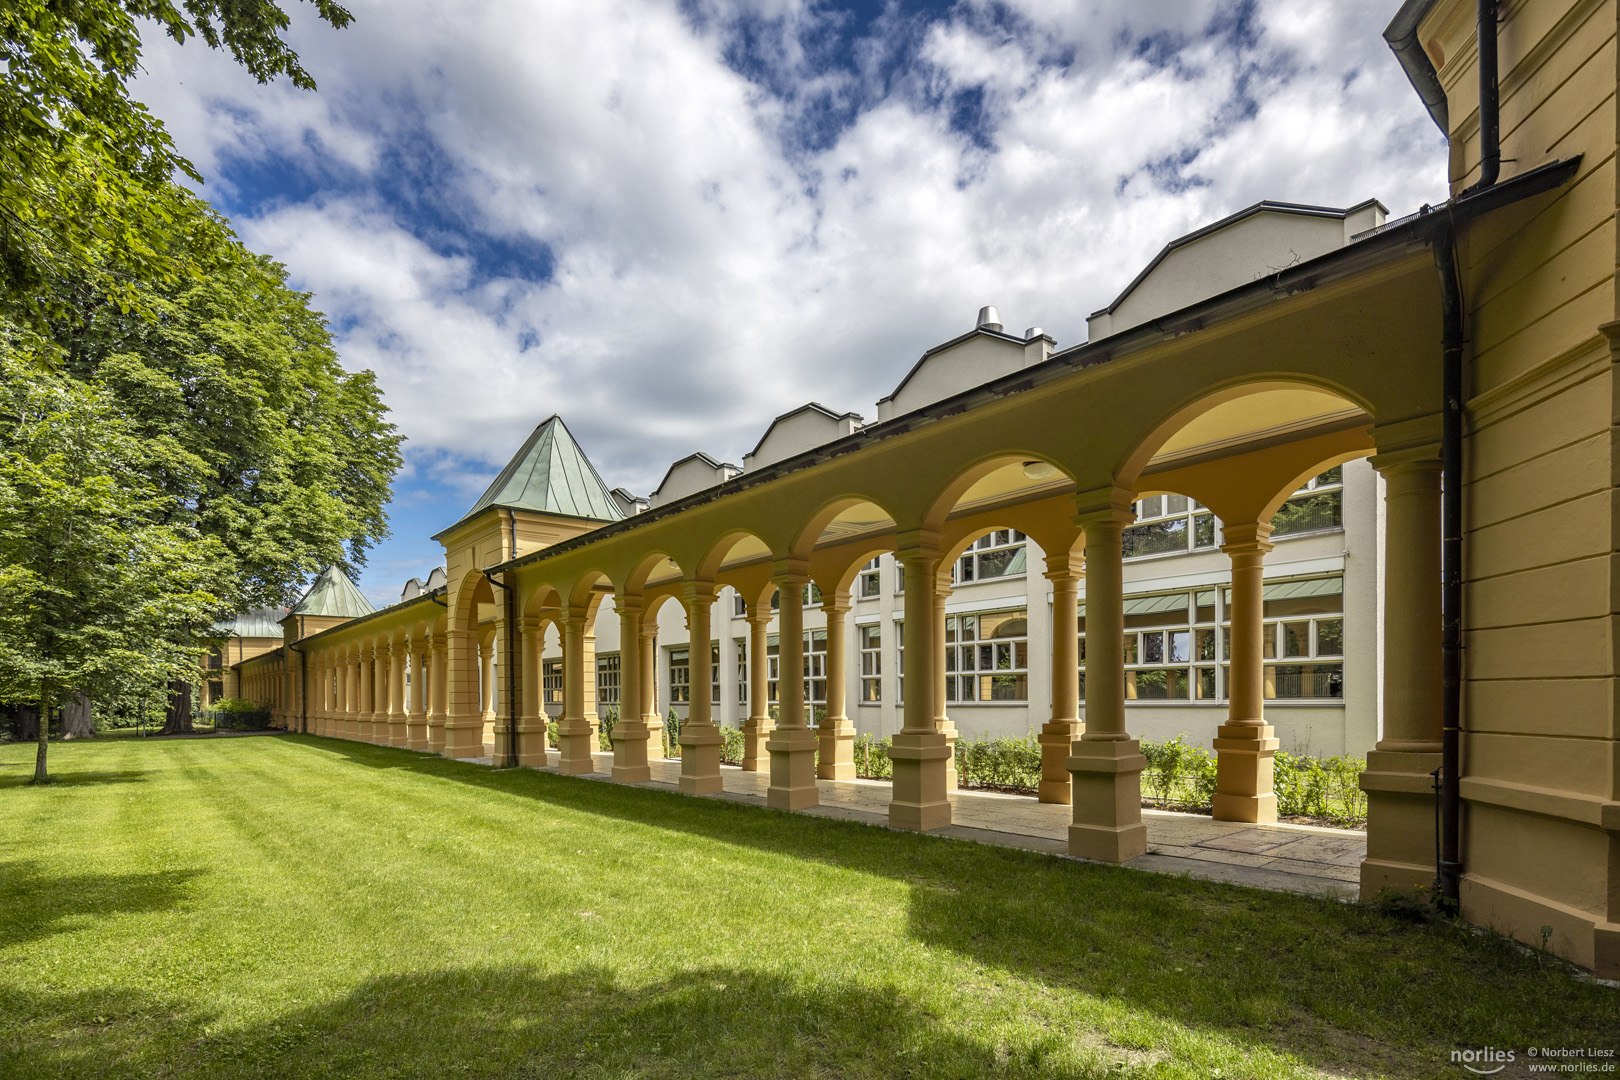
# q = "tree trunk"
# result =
<box><xmin>17</xmin><ymin>705</ymin><xmax>38</xmax><ymax>742</ymax></box>
<box><xmin>33</xmin><ymin>682</ymin><xmax>50</xmax><ymax>784</ymax></box>
<box><xmin>160</xmin><ymin>680</ymin><xmax>194</xmax><ymax>736</ymax></box>
<box><xmin>60</xmin><ymin>691</ymin><xmax>94</xmax><ymax>739</ymax></box>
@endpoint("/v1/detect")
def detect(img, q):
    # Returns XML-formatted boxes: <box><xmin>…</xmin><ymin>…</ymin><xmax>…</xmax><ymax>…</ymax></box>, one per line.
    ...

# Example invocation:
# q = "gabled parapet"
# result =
<box><xmin>741</xmin><ymin>402</ymin><xmax>862</xmax><ymax>473</ymax></box>
<box><xmin>877</xmin><ymin>307</ymin><xmax>1054</xmax><ymax>422</ymax></box>
<box><xmin>649</xmin><ymin>452</ymin><xmax>740</xmax><ymax>507</ymax></box>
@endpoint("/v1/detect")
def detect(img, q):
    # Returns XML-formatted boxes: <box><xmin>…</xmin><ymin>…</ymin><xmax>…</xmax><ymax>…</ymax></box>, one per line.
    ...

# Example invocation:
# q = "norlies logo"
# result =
<box><xmin>1453</xmin><ymin>1047</ymin><xmax>1516</xmax><ymax>1075</ymax></box>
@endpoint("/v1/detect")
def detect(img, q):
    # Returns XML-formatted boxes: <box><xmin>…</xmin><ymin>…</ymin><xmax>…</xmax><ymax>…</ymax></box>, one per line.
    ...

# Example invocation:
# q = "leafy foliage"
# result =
<box><xmin>0</xmin><ymin>338</ymin><xmax>227</xmax><ymax>776</ymax></box>
<box><xmin>0</xmin><ymin>0</ymin><xmax>352</xmax><ymax>321</ymax></box>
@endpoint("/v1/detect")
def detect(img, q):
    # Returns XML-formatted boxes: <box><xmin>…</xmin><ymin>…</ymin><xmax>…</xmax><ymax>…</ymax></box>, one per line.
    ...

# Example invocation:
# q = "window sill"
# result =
<box><xmin>1270</xmin><ymin>526</ymin><xmax>1345</xmax><ymax>543</ymax></box>
<box><xmin>1122</xmin><ymin>546</ymin><xmax>1220</xmax><ymax>565</ymax></box>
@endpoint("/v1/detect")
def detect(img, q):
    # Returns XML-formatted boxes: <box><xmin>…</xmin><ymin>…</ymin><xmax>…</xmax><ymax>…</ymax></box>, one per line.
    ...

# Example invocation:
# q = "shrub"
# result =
<box><xmin>205</xmin><ymin>698</ymin><xmax>272</xmax><ymax>731</ymax></box>
<box><xmin>1138</xmin><ymin>736</ymin><xmax>1364</xmax><ymax>825</ymax></box>
<box><xmin>955</xmin><ymin>735</ymin><xmax>1041</xmax><ymax>793</ymax></box>
<box><xmin>852</xmin><ymin>733</ymin><xmax>893</xmax><ymax>780</ymax></box>
<box><xmin>720</xmin><ymin>727</ymin><xmax>746</xmax><ymax>765</ymax></box>
<box><xmin>597</xmin><ymin>707</ymin><xmax>619</xmax><ymax>751</ymax></box>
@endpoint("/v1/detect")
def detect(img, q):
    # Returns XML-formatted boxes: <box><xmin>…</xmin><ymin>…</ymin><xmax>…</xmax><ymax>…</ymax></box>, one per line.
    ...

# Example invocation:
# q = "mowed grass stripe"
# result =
<box><xmin>0</xmin><ymin>733</ymin><xmax>1614</xmax><ymax>1079</ymax></box>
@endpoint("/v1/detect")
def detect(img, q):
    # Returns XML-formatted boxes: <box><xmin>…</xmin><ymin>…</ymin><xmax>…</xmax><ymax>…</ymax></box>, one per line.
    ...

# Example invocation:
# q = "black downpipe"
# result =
<box><xmin>1465</xmin><ymin>0</ymin><xmax>1501</xmax><ymax>195</ymax></box>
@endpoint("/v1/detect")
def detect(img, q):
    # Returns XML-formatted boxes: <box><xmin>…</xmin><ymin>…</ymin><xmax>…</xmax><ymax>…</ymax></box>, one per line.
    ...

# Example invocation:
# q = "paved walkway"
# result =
<box><xmin>517</xmin><ymin>751</ymin><xmax>1367</xmax><ymax>900</ymax></box>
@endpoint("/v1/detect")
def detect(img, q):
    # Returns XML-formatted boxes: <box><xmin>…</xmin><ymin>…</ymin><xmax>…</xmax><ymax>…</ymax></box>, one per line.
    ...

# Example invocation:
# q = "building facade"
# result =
<box><xmin>220</xmin><ymin>0</ymin><xmax>1620</xmax><ymax>978</ymax></box>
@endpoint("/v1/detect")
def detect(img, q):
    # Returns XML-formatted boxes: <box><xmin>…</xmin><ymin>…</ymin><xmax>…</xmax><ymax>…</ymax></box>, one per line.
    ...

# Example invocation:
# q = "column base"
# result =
<box><xmin>354</xmin><ymin>718</ymin><xmax>373</xmax><ymax>743</ymax></box>
<box><xmin>1037</xmin><ymin>720</ymin><xmax>1083</xmax><ymax>804</ymax></box>
<box><xmin>516</xmin><ymin>715</ymin><xmax>550</xmax><ymax>767</ymax></box>
<box><xmin>766</xmin><ymin>726</ymin><xmax>819</xmax><ymax>809</ymax></box>
<box><xmin>741</xmin><ymin>717</ymin><xmax>774</xmax><ymax>772</ymax></box>
<box><xmin>406</xmin><ymin>717</ymin><xmax>430</xmax><ymax>751</ymax></box>
<box><xmin>679</xmin><ymin>725</ymin><xmax>724</xmax><ymax>795</ymax></box>
<box><xmin>426</xmin><ymin>718</ymin><xmax>446</xmax><ymax>755</ymax></box>
<box><xmin>556</xmin><ymin>718</ymin><xmax>596</xmax><ymax>775</ymax></box>
<box><xmin>816</xmin><ymin>718</ymin><xmax>855</xmax><ymax>781</ymax></box>
<box><xmin>1067</xmin><ymin>738</ymin><xmax>1147</xmax><ymax>862</ymax></box>
<box><xmin>441</xmin><ymin>720</ymin><xmax>486</xmax><ymax>759</ymax></box>
<box><xmin>1212</xmin><ymin>723</ymin><xmax>1280</xmax><ymax>824</ymax></box>
<box><xmin>888</xmin><ymin>731</ymin><xmax>952</xmax><ymax>830</ymax></box>
<box><xmin>644</xmin><ymin>716</ymin><xmax>666</xmax><ymax>761</ymax></box>
<box><xmin>611</xmin><ymin>720</ymin><xmax>652</xmax><ymax>783</ymax></box>
<box><xmin>1358</xmin><ymin>749</ymin><xmax>1442</xmax><ymax>900</ymax></box>
<box><xmin>940</xmin><ymin>721</ymin><xmax>959</xmax><ymax>791</ymax></box>
<box><xmin>388</xmin><ymin>720</ymin><xmax>409</xmax><ymax>748</ymax></box>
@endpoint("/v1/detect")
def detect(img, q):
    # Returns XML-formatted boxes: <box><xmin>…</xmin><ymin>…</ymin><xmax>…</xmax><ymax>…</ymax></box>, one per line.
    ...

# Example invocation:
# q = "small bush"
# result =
<box><xmin>597</xmin><ymin>707</ymin><xmax>620</xmax><ymax>751</ymax></box>
<box><xmin>955</xmin><ymin>735</ymin><xmax>1041</xmax><ymax>793</ymax></box>
<box><xmin>205</xmin><ymin>698</ymin><xmax>272</xmax><ymax>731</ymax></box>
<box><xmin>852</xmin><ymin>733</ymin><xmax>893</xmax><ymax>780</ymax></box>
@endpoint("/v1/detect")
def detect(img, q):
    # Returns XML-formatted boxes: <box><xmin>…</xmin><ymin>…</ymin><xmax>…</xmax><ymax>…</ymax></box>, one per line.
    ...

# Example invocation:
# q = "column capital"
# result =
<box><xmin>1072</xmin><ymin>483</ymin><xmax>1136</xmax><ymax>527</ymax></box>
<box><xmin>1074</xmin><ymin>505</ymin><xmax>1135</xmax><ymax>531</ymax></box>
<box><xmin>613</xmin><ymin>593</ymin><xmax>643</xmax><ymax>616</ymax></box>
<box><xmin>820</xmin><ymin>590</ymin><xmax>852</xmax><ymax>618</ymax></box>
<box><xmin>518</xmin><ymin>615</ymin><xmax>541</xmax><ymax>633</ymax></box>
<box><xmin>681</xmin><ymin>579</ymin><xmax>718</xmax><ymax>606</ymax></box>
<box><xmin>771</xmin><ymin>557</ymin><xmax>811</xmax><ymax>587</ymax></box>
<box><xmin>563</xmin><ymin>606</ymin><xmax>591</xmax><ymax>630</ymax></box>
<box><xmin>1369</xmin><ymin>445</ymin><xmax>1441</xmax><ymax>476</ymax></box>
<box><xmin>893</xmin><ymin>528</ymin><xmax>941</xmax><ymax>561</ymax></box>
<box><xmin>1219</xmin><ymin>520</ymin><xmax>1275</xmax><ymax>555</ymax></box>
<box><xmin>1043</xmin><ymin>552</ymin><xmax>1083</xmax><ymax>584</ymax></box>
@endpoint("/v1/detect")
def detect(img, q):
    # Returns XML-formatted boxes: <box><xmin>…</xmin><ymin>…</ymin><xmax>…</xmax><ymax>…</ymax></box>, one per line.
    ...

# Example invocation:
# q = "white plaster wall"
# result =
<box><xmin>744</xmin><ymin>409</ymin><xmax>858</xmax><ymax>471</ymax></box>
<box><xmin>650</xmin><ymin>457</ymin><xmax>732</xmax><ymax>507</ymax></box>
<box><xmin>878</xmin><ymin>335</ymin><xmax>1027</xmax><ymax>421</ymax></box>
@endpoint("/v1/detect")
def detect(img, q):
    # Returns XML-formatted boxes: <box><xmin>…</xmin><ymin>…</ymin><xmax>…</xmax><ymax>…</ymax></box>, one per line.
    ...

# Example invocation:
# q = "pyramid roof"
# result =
<box><xmin>289</xmin><ymin>566</ymin><xmax>375</xmax><ymax>618</ymax></box>
<box><xmin>452</xmin><ymin>415</ymin><xmax>624</xmax><ymax>528</ymax></box>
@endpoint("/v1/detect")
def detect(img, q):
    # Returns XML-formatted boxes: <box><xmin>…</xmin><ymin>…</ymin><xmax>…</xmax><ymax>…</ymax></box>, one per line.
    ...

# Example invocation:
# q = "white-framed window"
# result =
<box><xmin>734</xmin><ymin>592</ymin><xmax>747</xmax><ymax>617</ymax></box>
<box><xmin>765</xmin><ymin>629</ymin><xmax>828</xmax><ymax>707</ymax></box>
<box><xmin>858</xmin><ymin>557</ymin><xmax>881</xmax><ymax>599</ymax></box>
<box><xmin>859</xmin><ymin>624</ymin><xmax>881</xmax><ymax>702</ymax></box>
<box><xmin>894</xmin><ymin>621</ymin><xmax>904</xmax><ymax>704</ymax></box>
<box><xmin>710</xmin><ymin>642</ymin><xmax>721</xmax><ymax>707</ymax></box>
<box><xmin>1227</xmin><ymin>576</ymin><xmax>1345</xmax><ymax>698</ymax></box>
<box><xmin>734</xmin><ymin>637</ymin><xmax>748</xmax><ymax>705</ymax></box>
<box><xmin>1271</xmin><ymin>467</ymin><xmax>1344</xmax><ymax>538</ymax></box>
<box><xmin>802</xmin><ymin>582</ymin><xmax>823</xmax><ymax>607</ymax></box>
<box><xmin>1123</xmin><ymin>495</ymin><xmax>1218</xmax><ymax>560</ymax></box>
<box><xmin>953</xmin><ymin>530</ymin><xmax>1027</xmax><ymax>584</ymax></box>
<box><xmin>542</xmin><ymin>658</ymin><xmax>564</xmax><ymax>706</ymax></box>
<box><xmin>669</xmin><ymin>646</ymin><xmax>691</xmax><ymax>704</ymax></box>
<box><xmin>945</xmin><ymin>609</ymin><xmax>1028</xmax><ymax>702</ymax></box>
<box><xmin>596</xmin><ymin>653</ymin><xmax>620</xmax><ymax>706</ymax></box>
<box><xmin>1078</xmin><ymin>576</ymin><xmax>1344</xmax><ymax>703</ymax></box>
<box><xmin>895</xmin><ymin>563</ymin><xmax>906</xmax><ymax>593</ymax></box>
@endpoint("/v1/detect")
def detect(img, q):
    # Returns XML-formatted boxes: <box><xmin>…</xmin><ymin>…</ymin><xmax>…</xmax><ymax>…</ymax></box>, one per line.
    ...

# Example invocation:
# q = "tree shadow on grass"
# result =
<box><xmin>0</xmin><ymin>964</ymin><xmax>1117</xmax><ymax>1080</ymax></box>
<box><xmin>0</xmin><ymin>860</ymin><xmax>205</xmax><ymax>949</ymax></box>
<box><xmin>253</xmin><ymin>739</ymin><xmax>1620</xmax><ymax>1074</ymax></box>
<box><xmin>0</xmin><ymin>769</ymin><xmax>148</xmax><ymax>790</ymax></box>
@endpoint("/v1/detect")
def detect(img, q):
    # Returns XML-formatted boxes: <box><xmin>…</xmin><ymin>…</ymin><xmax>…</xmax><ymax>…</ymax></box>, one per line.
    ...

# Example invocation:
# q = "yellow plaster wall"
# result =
<box><xmin>1425</xmin><ymin>0</ymin><xmax>1619</xmax><ymax>972</ymax></box>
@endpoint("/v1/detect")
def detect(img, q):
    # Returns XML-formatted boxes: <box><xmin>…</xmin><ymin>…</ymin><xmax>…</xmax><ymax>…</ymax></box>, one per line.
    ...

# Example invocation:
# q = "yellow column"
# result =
<box><xmin>932</xmin><ymin>569</ymin><xmax>959</xmax><ymax>791</ymax></box>
<box><xmin>742</xmin><ymin>609</ymin><xmax>773</xmax><ymax>770</ymax></box>
<box><xmin>1067</xmin><ymin>505</ymin><xmax>1148</xmax><ymax>862</ymax></box>
<box><xmin>387</xmin><ymin>642</ymin><xmax>407</xmax><ymax>747</ymax></box>
<box><xmin>1361</xmin><ymin>451</ymin><xmax>1445</xmax><ymax>898</ymax></box>
<box><xmin>611</xmin><ymin>595</ymin><xmax>652</xmax><ymax>782</ymax></box>
<box><xmin>340</xmin><ymin>650</ymin><xmax>354</xmax><ymax>739</ymax></box>
<box><xmin>557</xmin><ymin>612</ymin><xmax>595</xmax><ymax>774</ymax></box>
<box><xmin>582</xmin><ymin>627</ymin><xmax>599</xmax><ymax>746</ymax></box>
<box><xmin>441</xmin><ymin>614</ymin><xmax>484</xmax><ymax>758</ymax></box>
<box><xmin>517</xmin><ymin>617</ymin><xmax>548</xmax><ymax>767</ymax></box>
<box><xmin>428</xmin><ymin>631</ymin><xmax>449</xmax><ymax>754</ymax></box>
<box><xmin>679</xmin><ymin>582</ymin><xmax>723</xmax><ymax>794</ymax></box>
<box><xmin>1039</xmin><ymin>557</ymin><xmax>1085</xmax><ymax>803</ymax></box>
<box><xmin>641</xmin><ymin>624</ymin><xmax>664</xmax><ymax>760</ymax></box>
<box><xmin>1213</xmin><ymin>521</ymin><xmax>1280</xmax><ymax>822</ymax></box>
<box><xmin>352</xmin><ymin>644</ymin><xmax>371</xmax><ymax>742</ymax></box>
<box><xmin>767</xmin><ymin>561</ymin><xmax>818</xmax><ymax>809</ymax></box>
<box><xmin>816</xmin><ymin>591</ymin><xmax>855</xmax><ymax>780</ymax></box>
<box><xmin>406</xmin><ymin>640</ymin><xmax>430</xmax><ymax>750</ymax></box>
<box><xmin>889</xmin><ymin>534</ymin><xmax>952</xmax><ymax>830</ymax></box>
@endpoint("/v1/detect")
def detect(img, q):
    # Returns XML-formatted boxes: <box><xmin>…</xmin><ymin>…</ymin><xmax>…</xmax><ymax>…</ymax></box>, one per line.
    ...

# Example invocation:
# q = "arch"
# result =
<box><xmin>566</xmin><ymin>569</ymin><xmax>615</xmax><ymax>612</ymax></box>
<box><xmin>623</xmin><ymin>550</ymin><xmax>683</xmax><ymax>596</ymax></box>
<box><xmin>695</xmin><ymin>528</ymin><xmax>773</xmax><ymax>582</ymax></box>
<box><xmin>1116</xmin><ymin>377</ymin><xmax>1373</xmax><ymax>492</ymax></box>
<box><xmin>921</xmin><ymin>452</ymin><xmax>1078</xmax><ymax>534</ymax></box>
<box><xmin>522</xmin><ymin>581</ymin><xmax>564</xmax><ymax>619</ymax></box>
<box><xmin>789</xmin><ymin>494</ymin><xmax>902</xmax><ymax>562</ymax></box>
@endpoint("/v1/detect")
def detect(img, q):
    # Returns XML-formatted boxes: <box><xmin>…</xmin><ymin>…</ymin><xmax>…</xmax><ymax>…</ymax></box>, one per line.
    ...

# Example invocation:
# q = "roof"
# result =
<box><xmin>212</xmin><ymin>608</ymin><xmax>287</xmax><ymax>639</ymax></box>
<box><xmin>289</xmin><ymin>566</ymin><xmax>375</xmax><ymax>619</ymax></box>
<box><xmin>1089</xmin><ymin>199</ymin><xmax>1390</xmax><ymax>320</ymax></box>
<box><xmin>450</xmin><ymin>415</ymin><xmax>624</xmax><ymax>530</ymax></box>
<box><xmin>744</xmin><ymin>401</ymin><xmax>863</xmax><ymax>461</ymax></box>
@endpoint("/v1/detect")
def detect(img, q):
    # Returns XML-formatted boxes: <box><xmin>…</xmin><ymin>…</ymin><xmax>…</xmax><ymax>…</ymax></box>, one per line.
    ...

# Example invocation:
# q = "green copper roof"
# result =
<box><xmin>211</xmin><ymin>609</ymin><xmax>287</xmax><ymax>639</ymax></box>
<box><xmin>457</xmin><ymin>415</ymin><xmax>624</xmax><ymax>526</ymax></box>
<box><xmin>289</xmin><ymin>566</ymin><xmax>375</xmax><ymax>618</ymax></box>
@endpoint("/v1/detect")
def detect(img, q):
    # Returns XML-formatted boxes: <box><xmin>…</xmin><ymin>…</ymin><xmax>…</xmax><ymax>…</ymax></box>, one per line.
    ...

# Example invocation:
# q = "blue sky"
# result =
<box><xmin>133</xmin><ymin>0</ymin><xmax>1448</xmax><ymax>606</ymax></box>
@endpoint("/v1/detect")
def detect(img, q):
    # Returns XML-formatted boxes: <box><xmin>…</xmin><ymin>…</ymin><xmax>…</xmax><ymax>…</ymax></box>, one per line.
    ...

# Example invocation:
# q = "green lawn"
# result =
<box><xmin>0</xmin><ymin>734</ymin><xmax>1613</xmax><ymax>1079</ymax></box>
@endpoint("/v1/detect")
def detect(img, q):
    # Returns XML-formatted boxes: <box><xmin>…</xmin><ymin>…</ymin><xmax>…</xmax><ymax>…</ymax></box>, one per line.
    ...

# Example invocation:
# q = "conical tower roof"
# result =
<box><xmin>289</xmin><ymin>566</ymin><xmax>375</xmax><ymax>618</ymax></box>
<box><xmin>455</xmin><ymin>415</ymin><xmax>624</xmax><ymax>526</ymax></box>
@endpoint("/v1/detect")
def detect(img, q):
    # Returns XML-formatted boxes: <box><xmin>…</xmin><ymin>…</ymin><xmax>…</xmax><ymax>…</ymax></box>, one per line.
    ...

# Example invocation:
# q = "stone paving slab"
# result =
<box><xmin>507</xmin><ymin>751</ymin><xmax>1366</xmax><ymax>901</ymax></box>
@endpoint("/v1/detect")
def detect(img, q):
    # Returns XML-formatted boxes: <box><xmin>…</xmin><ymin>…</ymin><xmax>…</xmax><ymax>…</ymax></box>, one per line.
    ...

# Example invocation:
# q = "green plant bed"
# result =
<box><xmin>0</xmin><ymin>735</ymin><xmax>1611</xmax><ymax>1079</ymax></box>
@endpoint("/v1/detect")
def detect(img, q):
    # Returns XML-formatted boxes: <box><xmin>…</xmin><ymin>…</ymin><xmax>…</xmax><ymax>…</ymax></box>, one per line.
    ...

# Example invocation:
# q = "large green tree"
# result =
<box><xmin>0</xmin><ymin>0</ymin><xmax>351</xmax><ymax>322</ymax></box>
<box><xmin>0</xmin><ymin>334</ymin><xmax>227</xmax><ymax>780</ymax></box>
<box><xmin>53</xmin><ymin>207</ymin><xmax>403</xmax><ymax>611</ymax></box>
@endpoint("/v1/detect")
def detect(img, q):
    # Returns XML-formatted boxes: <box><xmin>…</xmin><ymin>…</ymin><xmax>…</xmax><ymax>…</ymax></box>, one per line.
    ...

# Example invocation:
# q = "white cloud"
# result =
<box><xmin>132</xmin><ymin>0</ymin><xmax>1448</xmax><ymax>505</ymax></box>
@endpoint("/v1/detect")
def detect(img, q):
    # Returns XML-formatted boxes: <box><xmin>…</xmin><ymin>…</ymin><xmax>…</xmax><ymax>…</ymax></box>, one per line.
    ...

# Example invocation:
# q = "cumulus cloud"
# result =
<box><xmin>132</xmin><ymin>0</ymin><xmax>1446</xmax><ymax>592</ymax></box>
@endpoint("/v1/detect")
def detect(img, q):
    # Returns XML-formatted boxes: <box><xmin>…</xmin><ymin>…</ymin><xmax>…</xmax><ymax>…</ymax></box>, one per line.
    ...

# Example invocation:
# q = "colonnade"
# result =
<box><xmin>295</xmin><ymin>630</ymin><xmax>447</xmax><ymax>751</ymax></box>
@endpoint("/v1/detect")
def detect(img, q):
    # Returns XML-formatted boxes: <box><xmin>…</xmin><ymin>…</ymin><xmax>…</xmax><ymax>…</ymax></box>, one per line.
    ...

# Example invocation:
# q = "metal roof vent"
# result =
<box><xmin>1025</xmin><ymin>326</ymin><xmax>1044</xmax><ymax>339</ymax></box>
<box><xmin>976</xmin><ymin>305</ymin><xmax>1003</xmax><ymax>332</ymax></box>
